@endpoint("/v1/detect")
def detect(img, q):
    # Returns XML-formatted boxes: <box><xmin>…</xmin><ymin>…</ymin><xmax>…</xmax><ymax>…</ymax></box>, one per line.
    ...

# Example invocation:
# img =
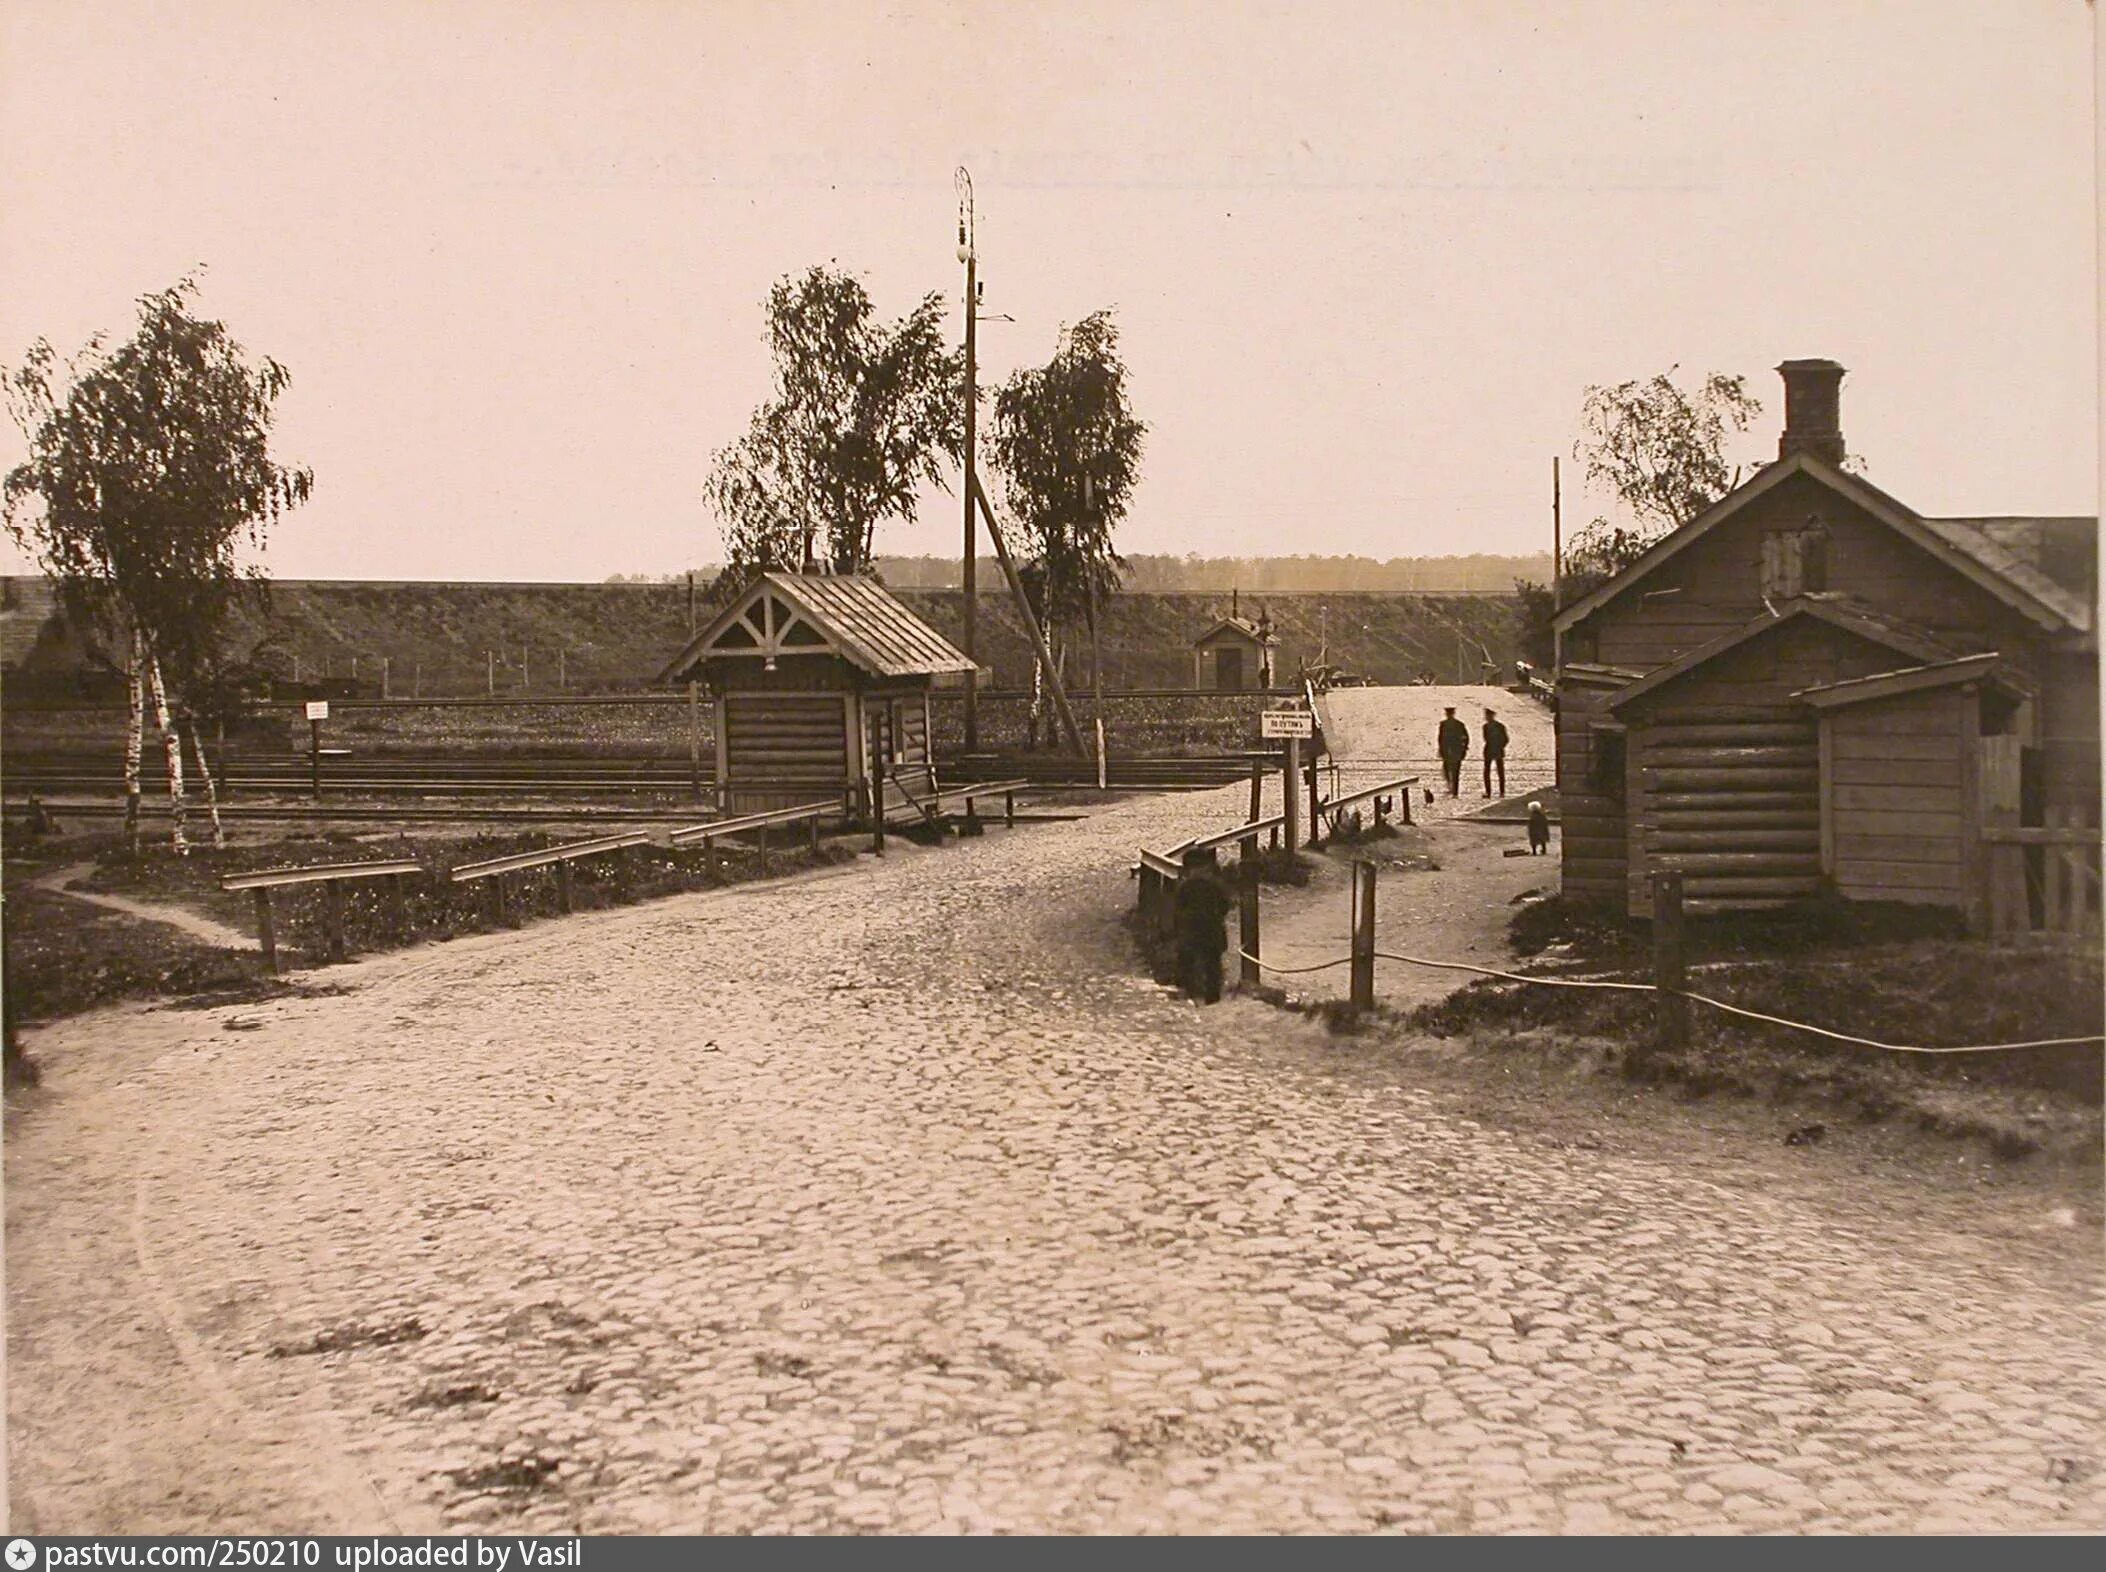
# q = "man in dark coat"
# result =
<box><xmin>1481</xmin><ymin>707</ymin><xmax>1510</xmax><ymax>799</ymax></box>
<box><xmin>1172</xmin><ymin>846</ymin><xmax>1232</xmax><ymax>1004</ymax></box>
<box><xmin>1436</xmin><ymin>706</ymin><xmax>1469</xmax><ymax>797</ymax></box>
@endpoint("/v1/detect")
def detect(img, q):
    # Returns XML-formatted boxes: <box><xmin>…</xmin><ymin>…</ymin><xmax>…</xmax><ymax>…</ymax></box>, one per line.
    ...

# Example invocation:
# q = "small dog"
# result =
<box><xmin>1526</xmin><ymin>800</ymin><xmax>1550</xmax><ymax>855</ymax></box>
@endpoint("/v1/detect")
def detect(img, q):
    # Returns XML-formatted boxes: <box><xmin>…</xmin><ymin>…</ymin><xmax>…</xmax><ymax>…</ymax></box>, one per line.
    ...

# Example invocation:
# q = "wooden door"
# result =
<box><xmin>1216</xmin><ymin>646</ymin><xmax>1244</xmax><ymax>691</ymax></box>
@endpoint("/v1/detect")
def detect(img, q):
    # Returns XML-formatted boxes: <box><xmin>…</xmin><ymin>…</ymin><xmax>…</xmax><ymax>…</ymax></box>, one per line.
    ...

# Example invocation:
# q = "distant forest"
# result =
<box><xmin>611</xmin><ymin>552</ymin><xmax>1552</xmax><ymax>593</ymax></box>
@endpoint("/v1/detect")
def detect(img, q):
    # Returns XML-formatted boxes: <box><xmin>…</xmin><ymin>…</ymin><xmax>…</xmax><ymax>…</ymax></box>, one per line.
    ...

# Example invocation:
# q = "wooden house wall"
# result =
<box><xmin>1617</xmin><ymin>619</ymin><xmax>1917</xmax><ymax>916</ymax></box>
<box><xmin>1824</xmin><ymin>688</ymin><xmax>1969</xmax><ymax>908</ymax></box>
<box><xmin>1573</xmin><ymin>473</ymin><xmax>2050</xmax><ymax>689</ymax></box>
<box><xmin>2040</xmin><ymin>649</ymin><xmax>2102</xmax><ymax>816</ymax></box>
<box><xmin>1555</xmin><ymin>683</ymin><xmax>1628</xmax><ymax>903</ymax></box>
<box><xmin>720</xmin><ymin>691</ymin><xmax>852</xmax><ymax>814</ymax></box>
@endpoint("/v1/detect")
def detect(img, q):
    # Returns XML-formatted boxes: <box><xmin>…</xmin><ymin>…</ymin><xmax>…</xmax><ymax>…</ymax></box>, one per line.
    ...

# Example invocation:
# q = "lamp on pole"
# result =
<box><xmin>957</xmin><ymin>166</ymin><xmax>979</xmax><ymax>753</ymax></box>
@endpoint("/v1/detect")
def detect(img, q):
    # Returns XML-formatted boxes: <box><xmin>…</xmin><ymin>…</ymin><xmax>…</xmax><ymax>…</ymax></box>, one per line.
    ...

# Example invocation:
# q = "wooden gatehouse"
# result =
<box><xmin>658</xmin><ymin>570</ymin><xmax>975</xmax><ymax>819</ymax></box>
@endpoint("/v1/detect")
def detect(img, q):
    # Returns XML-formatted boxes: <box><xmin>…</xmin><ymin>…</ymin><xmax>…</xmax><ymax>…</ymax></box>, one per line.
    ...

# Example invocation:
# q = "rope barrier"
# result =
<box><xmin>1235</xmin><ymin>947</ymin><xmax>2102</xmax><ymax>1054</ymax></box>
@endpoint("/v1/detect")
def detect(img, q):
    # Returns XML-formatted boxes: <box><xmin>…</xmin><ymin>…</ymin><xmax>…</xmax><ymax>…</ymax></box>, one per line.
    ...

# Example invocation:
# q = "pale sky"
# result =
<box><xmin>0</xmin><ymin>0</ymin><xmax>2096</xmax><ymax>581</ymax></box>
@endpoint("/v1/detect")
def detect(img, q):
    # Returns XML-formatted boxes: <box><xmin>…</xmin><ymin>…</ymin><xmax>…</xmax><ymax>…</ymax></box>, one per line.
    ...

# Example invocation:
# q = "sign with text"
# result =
<box><xmin>1260</xmin><ymin>709</ymin><xmax>1313</xmax><ymax>739</ymax></box>
<box><xmin>304</xmin><ymin>700</ymin><xmax>330</xmax><ymax>721</ymax></box>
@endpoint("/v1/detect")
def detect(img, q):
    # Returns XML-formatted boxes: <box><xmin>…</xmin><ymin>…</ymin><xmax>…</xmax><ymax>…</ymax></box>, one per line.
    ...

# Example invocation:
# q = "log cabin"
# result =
<box><xmin>1551</xmin><ymin>359</ymin><xmax>2097</xmax><ymax>928</ymax></box>
<box><xmin>658</xmin><ymin>570</ymin><xmax>975</xmax><ymax>818</ymax></box>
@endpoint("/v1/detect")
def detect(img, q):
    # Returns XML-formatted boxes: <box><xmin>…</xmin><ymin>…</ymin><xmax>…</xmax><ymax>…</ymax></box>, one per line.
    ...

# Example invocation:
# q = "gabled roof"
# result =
<box><xmin>1604</xmin><ymin>597</ymin><xmax>1970</xmax><ymax>713</ymax></box>
<box><xmin>658</xmin><ymin>571</ymin><xmax>974</xmax><ymax>683</ymax></box>
<box><xmin>1194</xmin><ymin>615</ymin><xmax>1278</xmax><ymax>647</ymax></box>
<box><xmin>1793</xmin><ymin>653</ymin><xmax>2028</xmax><ymax>711</ymax></box>
<box><xmin>1552</xmin><ymin>450</ymin><xmax>2091</xmax><ymax>637</ymax></box>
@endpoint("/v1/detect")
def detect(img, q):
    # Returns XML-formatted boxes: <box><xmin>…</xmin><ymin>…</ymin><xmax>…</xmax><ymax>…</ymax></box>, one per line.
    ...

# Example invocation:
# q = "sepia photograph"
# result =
<box><xmin>0</xmin><ymin>0</ymin><xmax>2100</xmax><ymax>1541</ymax></box>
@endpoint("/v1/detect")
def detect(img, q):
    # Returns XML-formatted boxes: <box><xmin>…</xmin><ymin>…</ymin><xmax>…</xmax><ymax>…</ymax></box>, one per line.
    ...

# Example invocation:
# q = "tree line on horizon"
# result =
<box><xmin>606</xmin><ymin>550</ymin><xmax>1551</xmax><ymax>594</ymax></box>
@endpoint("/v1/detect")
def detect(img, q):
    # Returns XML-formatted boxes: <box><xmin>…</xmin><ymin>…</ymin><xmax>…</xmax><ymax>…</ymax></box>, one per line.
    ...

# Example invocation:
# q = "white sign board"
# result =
<box><xmin>1261</xmin><ymin>709</ymin><xmax>1314</xmax><ymax>739</ymax></box>
<box><xmin>304</xmin><ymin>700</ymin><xmax>330</xmax><ymax>721</ymax></box>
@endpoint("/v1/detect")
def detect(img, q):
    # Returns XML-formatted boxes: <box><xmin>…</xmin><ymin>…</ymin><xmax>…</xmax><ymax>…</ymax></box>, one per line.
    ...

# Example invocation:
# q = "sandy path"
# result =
<box><xmin>31</xmin><ymin>862</ymin><xmax>254</xmax><ymax>951</ymax></box>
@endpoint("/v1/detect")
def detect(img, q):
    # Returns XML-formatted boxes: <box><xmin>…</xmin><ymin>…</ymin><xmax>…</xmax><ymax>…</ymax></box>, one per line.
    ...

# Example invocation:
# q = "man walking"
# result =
<box><xmin>1436</xmin><ymin>706</ymin><xmax>1469</xmax><ymax>797</ymax></box>
<box><xmin>1172</xmin><ymin>846</ymin><xmax>1232</xmax><ymax>1004</ymax></box>
<box><xmin>1481</xmin><ymin>706</ymin><xmax>1509</xmax><ymax>798</ymax></box>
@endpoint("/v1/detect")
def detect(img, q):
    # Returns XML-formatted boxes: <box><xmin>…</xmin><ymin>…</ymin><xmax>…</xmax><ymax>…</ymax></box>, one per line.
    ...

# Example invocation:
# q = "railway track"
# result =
<box><xmin>4</xmin><ymin>749</ymin><xmax>1257</xmax><ymax>802</ymax></box>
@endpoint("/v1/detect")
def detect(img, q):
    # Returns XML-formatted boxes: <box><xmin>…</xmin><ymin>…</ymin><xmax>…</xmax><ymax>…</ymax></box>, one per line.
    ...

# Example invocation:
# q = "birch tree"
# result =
<box><xmin>705</xmin><ymin>265</ymin><xmax>963</xmax><ymax>576</ymax></box>
<box><xmin>4</xmin><ymin>275</ymin><xmax>312</xmax><ymax>852</ymax></box>
<box><xmin>987</xmin><ymin>310</ymin><xmax>1146</xmax><ymax>719</ymax></box>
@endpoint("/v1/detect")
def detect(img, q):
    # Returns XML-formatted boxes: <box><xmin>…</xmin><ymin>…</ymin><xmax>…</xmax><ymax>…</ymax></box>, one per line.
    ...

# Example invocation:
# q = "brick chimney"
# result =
<box><xmin>1777</xmin><ymin>359</ymin><xmax>1846</xmax><ymax>466</ymax></box>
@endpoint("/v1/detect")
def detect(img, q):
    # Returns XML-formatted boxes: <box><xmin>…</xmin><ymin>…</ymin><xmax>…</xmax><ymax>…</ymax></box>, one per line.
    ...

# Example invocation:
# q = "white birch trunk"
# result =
<box><xmin>186</xmin><ymin>718</ymin><xmax>226</xmax><ymax>849</ymax></box>
<box><xmin>123</xmin><ymin>626</ymin><xmax>145</xmax><ymax>854</ymax></box>
<box><xmin>145</xmin><ymin>653</ymin><xmax>188</xmax><ymax>855</ymax></box>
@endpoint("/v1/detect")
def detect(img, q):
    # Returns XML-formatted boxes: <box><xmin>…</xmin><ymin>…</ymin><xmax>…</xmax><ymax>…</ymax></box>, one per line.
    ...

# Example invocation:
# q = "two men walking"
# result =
<box><xmin>1436</xmin><ymin>705</ymin><xmax>1510</xmax><ymax>798</ymax></box>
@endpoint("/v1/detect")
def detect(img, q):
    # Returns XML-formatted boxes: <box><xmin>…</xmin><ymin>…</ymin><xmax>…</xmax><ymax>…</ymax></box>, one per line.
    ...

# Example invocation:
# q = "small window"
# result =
<box><xmin>1762</xmin><ymin>517</ymin><xmax>1831</xmax><ymax>599</ymax></box>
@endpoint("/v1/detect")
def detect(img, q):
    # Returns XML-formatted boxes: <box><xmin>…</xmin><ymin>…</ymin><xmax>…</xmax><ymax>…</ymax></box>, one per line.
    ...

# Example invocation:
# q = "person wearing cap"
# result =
<box><xmin>1172</xmin><ymin>845</ymin><xmax>1232</xmax><ymax>1004</ymax></box>
<box><xmin>1481</xmin><ymin>706</ymin><xmax>1510</xmax><ymax>798</ymax></box>
<box><xmin>1436</xmin><ymin>706</ymin><xmax>1469</xmax><ymax>796</ymax></box>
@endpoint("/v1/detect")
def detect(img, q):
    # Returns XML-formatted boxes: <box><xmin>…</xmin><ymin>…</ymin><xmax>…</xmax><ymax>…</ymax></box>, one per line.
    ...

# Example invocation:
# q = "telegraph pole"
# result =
<box><xmin>1552</xmin><ymin>455</ymin><xmax>1564</xmax><ymax>676</ymax></box>
<box><xmin>958</xmin><ymin>167</ymin><xmax>980</xmax><ymax>753</ymax></box>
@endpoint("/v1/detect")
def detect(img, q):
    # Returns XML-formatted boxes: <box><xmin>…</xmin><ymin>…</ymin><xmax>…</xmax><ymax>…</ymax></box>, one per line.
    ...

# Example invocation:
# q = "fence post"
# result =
<box><xmin>252</xmin><ymin>887</ymin><xmax>278</xmax><ymax>973</ymax></box>
<box><xmin>1239</xmin><ymin>876</ymin><xmax>1261</xmax><ymax>989</ymax></box>
<box><xmin>322</xmin><ymin>879</ymin><xmax>348</xmax><ymax>964</ymax></box>
<box><xmin>1349</xmin><ymin>860</ymin><xmax>1376</xmax><ymax>1010</ymax></box>
<box><xmin>554</xmin><ymin>860</ymin><xmax>574</xmax><ymax>915</ymax></box>
<box><xmin>1249</xmin><ymin>761</ymin><xmax>1263</xmax><ymax>830</ymax></box>
<box><xmin>1650</xmin><ymin>870</ymin><xmax>1687</xmax><ymax>1054</ymax></box>
<box><xmin>757</xmin><ymin>822</ymin><xmax>770</xmax><ymax>875</ymax></box>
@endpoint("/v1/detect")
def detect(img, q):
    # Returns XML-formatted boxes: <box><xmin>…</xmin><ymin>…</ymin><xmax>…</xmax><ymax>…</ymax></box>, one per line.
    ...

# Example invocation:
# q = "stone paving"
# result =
<box><xmin>7</xmin><ymin>699</ymin><xmax>2104</xmax><ymax>1534</ymax></box>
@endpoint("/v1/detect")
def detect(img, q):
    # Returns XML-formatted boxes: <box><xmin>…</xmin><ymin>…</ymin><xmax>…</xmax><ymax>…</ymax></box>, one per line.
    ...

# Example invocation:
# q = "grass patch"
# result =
<box><xmin>1407</xmin><ymin>938</ymin><xmax>2101</xmax><ymax>1162</ymax></box>
<box><xmin>4</xmin><ymin>885</ymin><xmax>279</xmax><ymax>1023</ymax></box>
<box><xmin>7</xmin><ymin>826</ymin><xmax>858</xmax><ymax>1025</ymax></box>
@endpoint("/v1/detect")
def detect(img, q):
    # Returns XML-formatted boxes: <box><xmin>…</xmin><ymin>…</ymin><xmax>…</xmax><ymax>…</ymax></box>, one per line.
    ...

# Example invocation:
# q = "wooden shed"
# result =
<box><xmin>1192</xmin><ymin>607</ymin><xmax>1278</xmax><ymax>691</ymax></box>
<box><xmin>658</xmin><ymin>570</ymin><xmax>974</xmax><ymax>819</ymax></box>
<box><xmin>1795</xmin><ymin>654</ymin><xmax>2026</xmax><ymax>927</ymax></box>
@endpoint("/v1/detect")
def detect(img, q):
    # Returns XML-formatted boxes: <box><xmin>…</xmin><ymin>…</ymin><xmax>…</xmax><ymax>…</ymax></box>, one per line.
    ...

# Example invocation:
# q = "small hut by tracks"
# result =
<box><xmin>659</xmin><ymin>570</ymin><xmax>975</xmax><ymax>819</ymax></box>
<box><xmin>1192</xmin><ymin>600</ymin><xmax>1279</xmax><ymax>691</ymax></box>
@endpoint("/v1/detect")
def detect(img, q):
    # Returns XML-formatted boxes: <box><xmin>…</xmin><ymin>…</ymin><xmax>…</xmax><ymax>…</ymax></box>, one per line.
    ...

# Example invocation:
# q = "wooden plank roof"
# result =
<box><xmin>1551</xmin><ymin>450</ymin><xmax>2093</xmax><ymax>637</ymax></box>
<box><xmin>658</xmin><ymin>570</ymin><xmax>974</xmax><ymax>683</ymax></box>
<box><xmin>1792</xmin><ymin>653</ymin><xmax>2028</xmax><ymax>710</ymax></box>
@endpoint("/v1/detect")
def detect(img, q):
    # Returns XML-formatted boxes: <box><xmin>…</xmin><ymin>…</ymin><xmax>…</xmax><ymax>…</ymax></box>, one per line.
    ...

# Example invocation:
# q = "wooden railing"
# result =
<box><xmin>1316</xmin><ymin>773</ymin><xmax>1420</xmax><ymax>837</ymax></box>
<box><xmin>221</xmin><ymin>857</ymin><xmax>424</xmax><ymax>968</ymax></box>
<box><xmin>447</xmin><ymin>829</ymin><xmax>657</xmax><ymax>924</ymax></box>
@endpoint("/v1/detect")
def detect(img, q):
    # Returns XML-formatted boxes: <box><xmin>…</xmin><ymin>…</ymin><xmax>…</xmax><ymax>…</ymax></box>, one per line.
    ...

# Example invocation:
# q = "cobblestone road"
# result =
<box><xmin>8</xmin><ymin>719</ymin><xmax>2103</xmax><ymax>1534</ymax></box>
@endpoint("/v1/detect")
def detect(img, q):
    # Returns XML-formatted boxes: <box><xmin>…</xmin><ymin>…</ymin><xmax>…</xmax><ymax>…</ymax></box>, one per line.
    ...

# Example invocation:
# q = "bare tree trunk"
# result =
<box><xmin>1087</xmin><ymin>588</ymin><xmax>1104</xmax><ymax>716</ymax></box>
<box><xmin>145</xmin><ymin>652</ymin><xmax>188</xmax><ymax>855</ymax></box>
<box><xmin>186</xmin><ymin>716</ymin><xmax>226</xmax><ymax>849</ymax></box>
<box><xmin>123</xmin><ymin>626</ymin><xmax>145</xmax><ymax>855</ymax></box>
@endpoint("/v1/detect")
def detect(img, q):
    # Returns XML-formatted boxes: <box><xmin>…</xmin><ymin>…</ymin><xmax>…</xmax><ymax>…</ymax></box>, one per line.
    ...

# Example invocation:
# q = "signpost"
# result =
<box><xmin>1262</xmin><ymin>709</ymin><xmax>1311</xmax><ymax>857</ymax></box>
<box><xmin>305</xmin><ymin>700</ymin><xmax>329</xmax><ymax>802</ymax></box>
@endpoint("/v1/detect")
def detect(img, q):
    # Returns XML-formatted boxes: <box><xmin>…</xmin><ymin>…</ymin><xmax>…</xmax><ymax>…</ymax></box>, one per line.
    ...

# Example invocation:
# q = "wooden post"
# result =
<box><xmin>485</xmin><ymin>876</ymin><xmax>508</xmax><ymax>931</ymax></box>
<box><xmin>322</xmin><ymin>879</ymin><xmax>347</xmax><ymax>964</ymax></box>
<box><xmin>1239</xmin><ymin>877</ymin><xmax>1261</xmax><ymax>989</ymax></box>
<box><xmin>1349</xmin><ymin>860</ymin><xmax>1376</xmax><ymax>1010</ymax></box>
<box><xmin>1249</xmin><ymin>761</ymin><xmax>1263</xmax><ymax>829</ymax></box>
<box><xmin>687</xmin><ymin>681</ymin><xmax>703</xmax><ymax>800</ymax></box>
<box><xmin>757</xmin><ymin>822</ymin><xmax>770</xmax><ymax>875</ymax></box>
<box><xmin>381</xmin><ymin>656</ymin><xmax>390</xmax><ymax>699</ymax></box>
<box><xmin>487</xmin><ymin>649</ymin><xmax>495</xmax><ymax>695</ymax></box>
<box><xmin>1308</xmin><ymin>752</ymin><xmax>1321</xmax><ymax>847</ymax></box>
<box><xmin>252</xmin><ymin>887</ymin><xmax>278</xmax><ymax>972</ymax></box>
<box><xmin>554</xmin><ymin>860</ymin><xmax>574</xmax><ymax>914</ymax></box>
<box><xmin>1005</xmin><ymin>790</ymin><xmax>1015</xmax><ymax>828</ymax></box>
<box><xmin>1096</xmin><ymin>717</ymin><xmax>1107</xmax><ymax>791</ymax></box>
<box><xmin>1283</xmin><ymin>736</ymin><xmax>1301</xmax><ymax>857</ymax></box>
<box><xmin>1650</xmin><ymin>870</ymin><xmax>1687</xmax><ymax>1054</ymax></box>
<box><xmin>309</xmin><ymin>717</ymin><xmax>323</xmax><ymax>802</ymax></box>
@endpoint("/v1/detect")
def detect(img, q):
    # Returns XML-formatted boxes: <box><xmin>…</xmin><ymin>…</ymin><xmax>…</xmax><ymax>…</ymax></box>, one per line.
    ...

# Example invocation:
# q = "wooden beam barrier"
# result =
<box><xmin>221</xmin><ymin>857</ymin><xmax>424</xmax><ymax>968</ymax></box>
